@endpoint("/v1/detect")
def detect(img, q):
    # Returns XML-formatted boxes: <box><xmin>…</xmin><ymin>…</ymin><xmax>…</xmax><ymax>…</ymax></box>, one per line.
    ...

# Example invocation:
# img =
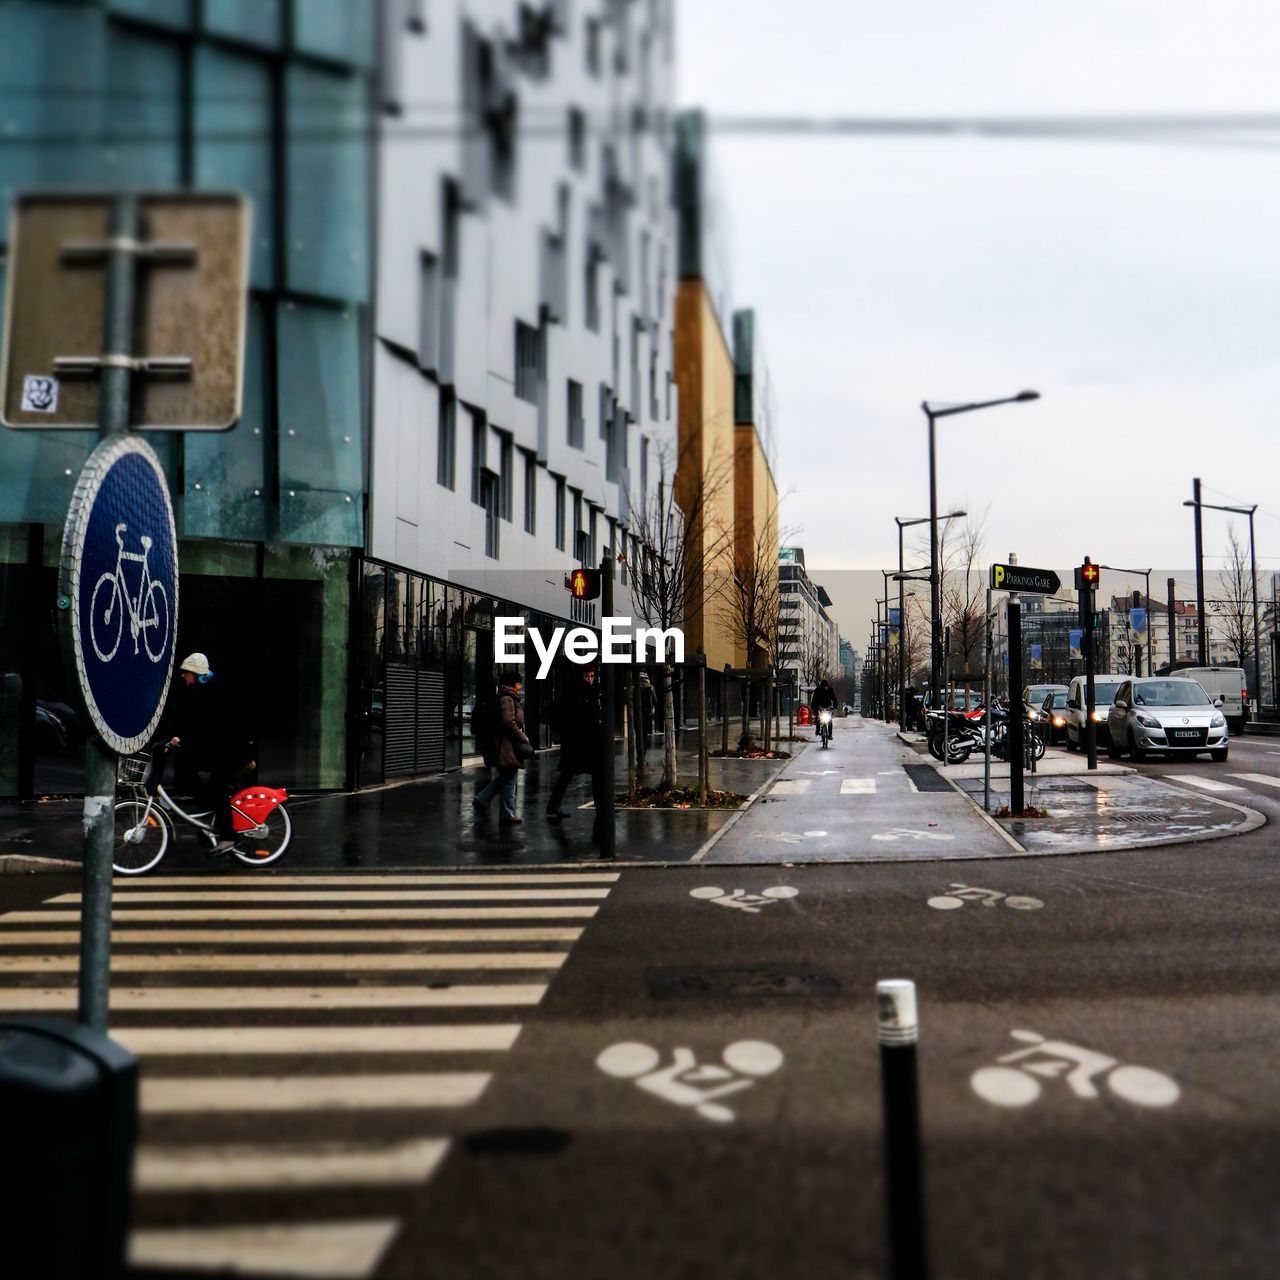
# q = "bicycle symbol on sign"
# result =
<box><xmin>970</xmin><ymin>1030</ymin><xmax>1180</xmax><ymax>1109</ymax></box>
<box><xmin>90</xmin><ymin>522</ymin><xmax>170</xmax><ymax>664</ymax></box>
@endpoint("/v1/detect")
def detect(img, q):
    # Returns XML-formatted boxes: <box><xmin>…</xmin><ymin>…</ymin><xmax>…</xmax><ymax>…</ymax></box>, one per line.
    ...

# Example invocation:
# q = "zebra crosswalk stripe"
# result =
<box><xmin>0</xmin><ymin>869</ymin><xmax>619</xmax><ymax>1279</ymax></box>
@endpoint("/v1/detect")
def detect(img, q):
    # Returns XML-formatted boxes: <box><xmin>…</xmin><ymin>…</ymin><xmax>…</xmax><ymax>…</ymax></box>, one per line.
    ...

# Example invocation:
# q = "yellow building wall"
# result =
<box><xmin>733</xmin><ymin>424</ymin><xmax>779</xmax><ymax>668</ymax></box>
<box><xmin>674</xmin><ymin>279</ymin><xmax>737</xmax><ymax>671</ymax></box>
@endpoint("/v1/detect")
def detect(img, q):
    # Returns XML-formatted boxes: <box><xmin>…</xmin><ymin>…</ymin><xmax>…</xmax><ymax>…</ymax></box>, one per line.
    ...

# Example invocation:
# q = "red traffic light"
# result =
<box><xmin>566</xmin><ymin>568</ymin><xmax>601</xmax><ymax>600</ymax></box>
<box><xmin>1074</xmin><ymin>559</ymin><xmax>1100</xmax><ymax>590</ymax></box>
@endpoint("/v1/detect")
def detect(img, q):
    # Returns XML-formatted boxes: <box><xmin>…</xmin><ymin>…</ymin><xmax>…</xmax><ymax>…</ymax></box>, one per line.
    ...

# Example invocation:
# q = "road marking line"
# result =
<box><xmin>769</xmin><ymin>779</ymin><xmax>812</xmax><ymax>795</ymax></box>
<box><xmin>129</xmin><ymin>1220</ymin><xmax>399</xmax><ymax>1279</ymax></box>
<box><xmin>116</xmin><ymin>1024</ymin><xmax>521</xmax><ymax>1056</ymax></box>
<box><xmin>142</xmin><ymin>1073</ymin><xmax>490</xmax><ymax>1113</ymax></box>
<box><xmin>134</xmin><ymin>1138</ymin><xmax>449</xmax><ymax>1191</ymax></box>
<box><xmin>0</xmin><ymin>926</ymin><xmax>585</xmax><ymax>946</ymax></box>
<box><xmin>51</xmin><ymin>888</ymin><xmax>610</xmax><ymax>904</ymax></box>
<box><xmin>840</xmin><ymin>778</ymin><xmax>876</xmax><ymax>795</ymax></box>
<box><xmin>3</xmin><ymin>907</ymin><xmax>598</xmax><ymax>923</ymax></box>
<box><xmin>1163</xmin><ymin>774</ymin><xmax>1245</xmax><ymax>792</ymax></box>
<box><xmin>1228</xmin><ymin>772</ymin><xmax>1280</xmax><ymax>789</ymax></box>
<box><xmin>0</xmin><ymin>952</ymin><xmax>567</xmax><ymax>974</ymax></box>
<box><xmin>0</xmin><ymin>984</ymin><xmax>547</xmax><ymax>1011</ymax></box>
<box><xmin>129</xmin><ymin>874</ymin><xmax>618</xmax><ymax>887</ymax></box>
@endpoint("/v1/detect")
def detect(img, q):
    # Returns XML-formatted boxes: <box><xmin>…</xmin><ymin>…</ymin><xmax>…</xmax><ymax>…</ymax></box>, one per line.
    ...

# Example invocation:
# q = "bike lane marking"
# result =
<box><xmin>769</xmin><ymin>779</ymin><xmax>813</xmax><ymax>796</ymax></box>
<box><xmin>839</xmin><ymin>778</ymin><xmax>877</xmax><ymax>795</ymax></box>
<box><xmin>927</xmin><ymin>884</ymin><xmax>1044</xmax><ymax>911</ymax></box>
<box><xmin>1163</xmin><ymin>775</ymin><xmax>1245</xmax><ymax>793</ymax></box>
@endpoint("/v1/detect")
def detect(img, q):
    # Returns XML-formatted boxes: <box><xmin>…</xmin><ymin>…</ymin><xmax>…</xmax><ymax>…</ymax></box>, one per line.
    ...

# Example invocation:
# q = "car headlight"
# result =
<box><xmin>1052</xmin><ymin>716</ymin><xmax>1065</xmax><ymax>727</ymax></box>
<box><xmin>1211</xmin><ymin>712</ymin><xmax>1226</xmax><ymax>728</ymax></box>
<box><xmin>1091</xmin><ymin>709</ymin><xmax>1104</xmax><ymax>721</ymax></box>
<box><xmin>1135</xmin><ymin>712</ymin><xmax>1161</xmax><ymax>729</ymax></box>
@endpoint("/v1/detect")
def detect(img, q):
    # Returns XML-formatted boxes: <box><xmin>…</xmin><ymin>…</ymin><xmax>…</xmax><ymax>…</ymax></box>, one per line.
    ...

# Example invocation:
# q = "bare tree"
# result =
<box><xmin>627</xmin><ymin>439</ymin><xmax>730</xmax><ymax>790</ymax></box>
<box><xmin>1213</xmin><ymin>522</ymin><xmax>1256</xmax><ymax>669</ymax></box>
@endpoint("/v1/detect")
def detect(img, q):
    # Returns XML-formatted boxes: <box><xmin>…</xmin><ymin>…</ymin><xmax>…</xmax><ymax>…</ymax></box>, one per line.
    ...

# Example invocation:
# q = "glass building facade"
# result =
<box><xmin>0</xmin><ymin>0</ymin><xmax>374</xmax><ymax>797</ymax></box>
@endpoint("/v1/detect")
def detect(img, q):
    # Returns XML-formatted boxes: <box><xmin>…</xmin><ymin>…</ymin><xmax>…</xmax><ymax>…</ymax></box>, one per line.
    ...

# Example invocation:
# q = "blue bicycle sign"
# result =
<box><xmin>60</xmin><ymin>435</ymin><xmax>178</xmax><ymax>754</ymax></box>
<box><xmin>90</xmin><ymin>521</ymin><xmax>170</xmax><ymax>664</ymax></box>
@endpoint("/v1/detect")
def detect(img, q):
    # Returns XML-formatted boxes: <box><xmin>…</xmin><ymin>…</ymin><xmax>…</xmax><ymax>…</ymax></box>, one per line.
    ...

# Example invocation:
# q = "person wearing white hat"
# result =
<box><xmin>169</xmin><ymin>652</ymin><xmax>247</xmax><ymax>854</ymax></box>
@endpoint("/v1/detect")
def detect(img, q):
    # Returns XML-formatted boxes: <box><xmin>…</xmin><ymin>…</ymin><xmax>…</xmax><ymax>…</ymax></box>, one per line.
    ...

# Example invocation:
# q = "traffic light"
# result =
<box><xmin>1074</xmin><ymin>558</ymin><xmax>1100</xmax><ymax>590</ymax></box>
<box><xmin>566</xmin><ymin>567</ymin><xmax>601</xmax><ymax>600</ymax></box>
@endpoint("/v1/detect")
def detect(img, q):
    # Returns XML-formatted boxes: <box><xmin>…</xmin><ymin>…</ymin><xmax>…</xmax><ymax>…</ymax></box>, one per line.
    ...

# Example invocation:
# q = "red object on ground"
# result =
<box><xmin>232</xmin><ymin>786</ymin><xmax>288</xmax><ymax>831</ymax></box>
<box><xmin>797</xmin><ymin>706</ymin><xmax>812</xmax><ymax>725</ymax></box>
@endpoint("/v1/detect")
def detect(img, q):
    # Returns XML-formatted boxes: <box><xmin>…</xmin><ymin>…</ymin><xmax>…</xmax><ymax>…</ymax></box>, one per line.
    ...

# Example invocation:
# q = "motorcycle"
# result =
<box><xmin>817</xmin><ymin>707</ymin><xmax>833</xmax><ymax>749</ymax></box>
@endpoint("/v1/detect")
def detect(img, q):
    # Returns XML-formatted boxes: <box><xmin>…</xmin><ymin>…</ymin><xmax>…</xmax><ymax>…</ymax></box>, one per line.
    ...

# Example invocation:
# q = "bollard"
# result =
<box><xmin>877</xmin><ymin>979</ymin><xmax>928</xmax><ymax>1280</ymax></box>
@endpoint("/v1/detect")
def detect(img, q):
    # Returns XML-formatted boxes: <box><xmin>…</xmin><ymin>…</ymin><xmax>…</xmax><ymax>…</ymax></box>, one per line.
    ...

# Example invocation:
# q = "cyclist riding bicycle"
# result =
<box><xmin>165</xmin><ymin>652</ymin><xmax>253</xmax><ymax>856</ymax></box>
<box><xmin>811</xmin><ymin>678</ymin><xmax>838</xmax><ymax>740</ymax></box>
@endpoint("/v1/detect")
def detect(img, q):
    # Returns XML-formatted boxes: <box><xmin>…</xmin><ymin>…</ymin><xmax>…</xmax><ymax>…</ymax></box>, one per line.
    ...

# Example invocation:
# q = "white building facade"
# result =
<box><xmin>359</xmin><ymin>1</ymin><xmax>679</xmax><ymax>780</ymax></box>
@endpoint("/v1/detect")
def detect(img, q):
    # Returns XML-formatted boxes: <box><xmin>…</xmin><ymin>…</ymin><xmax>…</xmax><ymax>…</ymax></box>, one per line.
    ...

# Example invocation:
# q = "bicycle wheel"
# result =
<box><xmin>113</xmin><ymin>800</ymin><xmax>169</xmax><ymax>875</ymax></box>
<box><xmin>233</xmin><ymin>802</ymin><xmax>292</xmax><ymax>866</ymax></box>
<box><xmin>90</xmin><ymin>574</ymin><xmax>123</xmax><ymax>663</ymax></box>
<box><xmin>142</xmin><ymin>581</ymin><xmax>170</xmax><ymax>663</ymax></box>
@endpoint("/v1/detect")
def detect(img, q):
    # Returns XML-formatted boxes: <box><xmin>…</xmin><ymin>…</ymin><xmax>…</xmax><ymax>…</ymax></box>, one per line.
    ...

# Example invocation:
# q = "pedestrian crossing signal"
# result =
<box><xmin>566</xmin><ymin>568</ymin><xmax>601</xmax><ymax>600</ymax></box>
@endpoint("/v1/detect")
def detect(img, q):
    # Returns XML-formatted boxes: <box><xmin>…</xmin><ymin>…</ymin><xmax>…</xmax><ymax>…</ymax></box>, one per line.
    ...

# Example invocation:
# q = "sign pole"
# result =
<box><xmin>596</xmin><ymin>555</ymin><xmax>616</xmax><ymax>858</ymax></box>
<box><xmin>983</xmin><ymin>590</ymin><xmax>992</xmax><ymax>813</ymax></box>
<box><xmin>78</xmin><ymin>195</ymin><xmax>138</xmax><ymax>1031</ymax></box>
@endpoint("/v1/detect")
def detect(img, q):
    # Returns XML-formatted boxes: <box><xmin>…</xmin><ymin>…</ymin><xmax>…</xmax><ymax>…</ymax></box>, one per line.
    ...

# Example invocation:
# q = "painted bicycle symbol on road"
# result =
<box><xmin>928</xmin><ymin>884</ymin><xmax>1044</xmax><ymax>911</ymax></box>
<box><xmin>971</xmin><ymin>1030</ymin><xmax>1180</xmax><ymax>1109</ymax></box>
<box><xmin>597</xmin><ymin>1040</ymin><xmax>784</xmax><ymax>1122</ymax></box>
<box><xmin>90</xmin><ymin>521</ymin><xmax>170</xmax><ymax>664</ymax></box>
<box><xmin>871</xmin><ymin>827</ymin><xmax>955</xmax><ymax>843</ymax></box>
<box><xmin>689</xmin><ymin>886</ymin><xmax>798</xmax><ymax>914</ymax></box>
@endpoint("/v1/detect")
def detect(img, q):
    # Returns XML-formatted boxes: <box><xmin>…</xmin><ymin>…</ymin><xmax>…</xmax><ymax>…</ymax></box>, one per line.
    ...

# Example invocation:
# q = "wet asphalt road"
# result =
<box><xmin>1</xmin><ymin>723</ymin><xmax>1277</xmax><ymax>1278</ymax></box>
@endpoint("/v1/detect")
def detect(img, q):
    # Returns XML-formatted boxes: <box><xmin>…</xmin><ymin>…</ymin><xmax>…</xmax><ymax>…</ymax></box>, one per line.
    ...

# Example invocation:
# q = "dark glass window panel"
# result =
<box><xmin>276</xmin><ymin>302</ymin><xmax>364</xmax><ymax>547</ymax></box>
<box><xmin>183</xmin><ymin>300</ymin><xmax>268</xmax><ymax>541</ymax></box>
<box><xmin>285</xmin><ymin>65</ymin><xmax>371</xmax><ymax>301</ymax></box>
<box><xmin>203</xmin><ymin>0</ymin><xmax>283</xmax><ymax>48</ymax></box>
<box><xmin>106</xmin><ymin>0</ymin><xmax>192</xmax><ymax>31</ymax></box>
<box><xmin>293</xmin><ymin>0</ymin><xmax>375</xmax><ymax>68</ymax></box>
<box><xmin>195</xmin><ymin>46</ymin><xmax>275</xmax><ymax>289</ymax></box>
<box><xmin>104</xmin><ymin>26</ymin><xmax>182</xmax><ymax>189</ymax></box>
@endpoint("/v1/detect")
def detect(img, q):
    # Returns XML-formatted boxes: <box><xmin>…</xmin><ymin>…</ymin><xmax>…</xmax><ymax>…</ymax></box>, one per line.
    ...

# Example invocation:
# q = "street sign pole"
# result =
<box><xmin>596</xmin><ymin>555</ymin><xmax>616</xmax><ymax>858</ymax></box>
<box><xmin>1008</xmin><ymin>595</ymin><xmax>1024</xmax><ymax>817</ymax></box>
<box><xmin>79</xmin><ymin>195</ymin><xmax>137</xmax><ymax>1031</ymax></box>
<box><xmin>983</xmin><ymin>590</ymin><xmax>993</xmax><ymax>813</ymax></box>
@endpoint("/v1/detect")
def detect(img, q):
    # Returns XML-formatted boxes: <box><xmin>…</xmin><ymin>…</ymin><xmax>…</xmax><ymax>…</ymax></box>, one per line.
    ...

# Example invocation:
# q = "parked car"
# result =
<box><xmin>1106</xmin><ymin>676</ymin><xmax>1229</xmax><ymax>762</ymax></box>
<box><xmin>1171</xmin><ymin>666</ymin><xmax>1247</xmax><ymax>735</ymax></box>
<box><xmin>1064</xmin><ymin>674</ymin><xmax>1127</xmax><ymax>749</ymax></box>
<box><xmin>1025</xmin><ymin>684</ymin><xmax>1069</xmax><ymax>744</ymax></box>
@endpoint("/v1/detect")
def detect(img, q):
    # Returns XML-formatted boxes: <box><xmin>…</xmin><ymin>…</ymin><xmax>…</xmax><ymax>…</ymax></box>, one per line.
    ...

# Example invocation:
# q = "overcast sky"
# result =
<box><xmin>677</xmin><ymin>2</ymin><xmax>1280</xmax><ymax>642</ymax></box>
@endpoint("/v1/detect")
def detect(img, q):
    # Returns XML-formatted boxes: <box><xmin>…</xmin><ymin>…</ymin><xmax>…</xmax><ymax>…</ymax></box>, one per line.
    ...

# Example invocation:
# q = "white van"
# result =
<box><xmin>1174</xmin><ymin>667</ymin><xmax>1246</xmax><ymax>734</ymax></box>
<box><xmin>1065</xmin><ymin>674</ymin><xmax>1128</xmax><ymax>750</ymax></box>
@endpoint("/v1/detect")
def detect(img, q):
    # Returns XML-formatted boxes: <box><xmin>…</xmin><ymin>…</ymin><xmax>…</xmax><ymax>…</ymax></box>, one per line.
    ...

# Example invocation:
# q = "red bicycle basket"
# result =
<box><xmin>232</xmin><ymin>786</ymin><xmax>288</xmax><ymax>831</ymax></box>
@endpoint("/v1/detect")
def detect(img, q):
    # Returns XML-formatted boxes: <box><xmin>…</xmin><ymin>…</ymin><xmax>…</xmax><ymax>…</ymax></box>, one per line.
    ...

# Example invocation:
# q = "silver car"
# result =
<box><xmin>1107</xmin><ymin>677</ymin><xmax>1229</xmax><ymax>762</ymax></box>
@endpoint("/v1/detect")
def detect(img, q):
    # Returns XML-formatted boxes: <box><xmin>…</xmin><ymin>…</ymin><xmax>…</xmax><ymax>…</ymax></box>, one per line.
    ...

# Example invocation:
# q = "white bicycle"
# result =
<box><xmin>113</xmin><ymin>745</ymin><xmax>291</xmax><ymax>875</ymax></box>
<box><xmin>90</xmin><ymin>521</ymin><xmax>170</xmax><ymax>664</ymax></box>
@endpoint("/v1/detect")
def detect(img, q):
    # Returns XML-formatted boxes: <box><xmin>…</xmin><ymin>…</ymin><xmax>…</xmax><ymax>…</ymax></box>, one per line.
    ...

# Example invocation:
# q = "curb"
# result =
<box><xmin>0</xmin><ymin>854</ymin><xmax>80</xmax><ymax>873</ymax></box>
<box><xmin>690</xmin><ymin>743</ymin><xmax>808</xmax><ymax>863</ymax></box>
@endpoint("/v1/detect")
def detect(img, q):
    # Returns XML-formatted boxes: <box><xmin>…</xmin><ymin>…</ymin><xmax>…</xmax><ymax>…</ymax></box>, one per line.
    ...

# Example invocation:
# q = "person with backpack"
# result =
<box><xmin>545</xmin><ymin>664</ymin><xmax>601</xmax><ymax>822</ymax></box>
<box><xmin>472</xmin><ymin>668</ymin><xmax>531</xmax><ymax>824</ymax></box>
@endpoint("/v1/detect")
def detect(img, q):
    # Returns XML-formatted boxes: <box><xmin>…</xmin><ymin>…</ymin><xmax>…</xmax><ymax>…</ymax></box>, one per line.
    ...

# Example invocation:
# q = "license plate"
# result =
<box><xmin>1172</xmin><ymin>730</ymin><xmax>1199</xmax><ymax>739</ymax></box>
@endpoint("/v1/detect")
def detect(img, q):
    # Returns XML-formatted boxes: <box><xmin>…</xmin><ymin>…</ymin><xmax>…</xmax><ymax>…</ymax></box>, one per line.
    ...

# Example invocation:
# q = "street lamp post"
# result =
<box><xmin>924</xmin><ymin>392</ymin><xmax>1039</xmax><ymax>703</ymax></box>
<box><xmin>1184</xmin><ymin>494</ymin><xmax>1261</xmax><ymax>716</ymax></box>
<box><xmin>1098</xmin><ymin>565</ymin><xmax>1152</xmax><ymax>674</ymax></box>
<box><xmin>896</xmin><ymin>511</ymin><xmax>964</xmax><ymax>733</ymax></box>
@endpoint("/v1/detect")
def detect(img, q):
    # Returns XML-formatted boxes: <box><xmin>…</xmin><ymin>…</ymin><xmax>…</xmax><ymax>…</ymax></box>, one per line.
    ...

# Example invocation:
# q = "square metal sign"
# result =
<box><xmin>1</xmin><ymin>192</ymin><xmax>249</xmax><ymax>431</ymax></box>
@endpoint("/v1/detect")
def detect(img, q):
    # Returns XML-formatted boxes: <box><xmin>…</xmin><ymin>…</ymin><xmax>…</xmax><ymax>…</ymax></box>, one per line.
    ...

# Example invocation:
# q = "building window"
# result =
<box><xmin>523</xmin><ymin>451</ymin><xmax>537</xmax><ymax>535</ymax></box>
<box><xmin>588</xmin><ymin>507</ymin><xmax>599</xmax><ymax>564</ymax></box>
<box><xmin>471</xmin><ymin>412</ymin><xmax>486</xmax><ymax>506</ymax></box>
<box><xmin>480</xmin><ymin>470</ymin><xmax>500</xmax><ymax>558</ymax></box>
<box><xmin>640</xmin><ymin>435</ymin><xmax>649</xmax><ymax>498</ymax></box>
<box><xmin>554</xmin><ymin>477</ymin><xmax>566</xmax><ymax>550</ymax></box>
<box><xmin>599</xmin><ymin>383</ymin><xmax>611</xmax><ymax>440</ymax></box>
<box><xmin>498</xmin><ymin>432</ymin><xmax>514</xmax><ymax>520</ymax></box>
<box><xmin>585</xmin><ymin>16</ymin><xmax>601</xmax><ymax>75</ymax></box>
<box><xmin>515</xmin><ymin>321</ymin><xmax>540</xmax><ymax>403</ymax></box>
<box><xmin>418</xmin><ymin>251</ymin><xmax>440</xmax><ymax>371</ymax></box>
<box><xmin>585</xmin><ymin>251</ymin><xmax>601</xmax><ymax>333</ymax></box>
<box><xmin>572</xmin><ymin>489</ymin><xmax>585</xmax><ymax>562</ymax></box>
<box><xmin>568</xmin><ymin>106</ymin><xmax>586</xmax><ymax>172</ymax></box>
<box><xmin>567</xmin><ymin>378</ymin><xmax>584</xmax><ymax>448</ymax></box>
<box><xmin>437</xmin><ymin>388</ymin><xmax>456</xmax><ymax>489</ymax></box>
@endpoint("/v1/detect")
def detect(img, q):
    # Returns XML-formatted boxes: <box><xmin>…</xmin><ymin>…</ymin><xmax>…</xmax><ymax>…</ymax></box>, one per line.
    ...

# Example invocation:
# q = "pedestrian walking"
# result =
<box><xmin>472</xmin><ymin>668</ymin><xmax>532</xmax><ymax>825</ymax></box>
<box><xmin>165</xmin><ymin>652</ymin><xmax>252</xmax><ymax>855</ymax></box>
<box><xmin>546</xmin><ymin>665</ymin><xmax>602</xmax><ymax>821</ymax></box>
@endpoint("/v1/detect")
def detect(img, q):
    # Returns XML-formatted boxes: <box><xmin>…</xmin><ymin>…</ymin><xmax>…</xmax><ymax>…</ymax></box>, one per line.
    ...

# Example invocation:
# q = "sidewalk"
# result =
<box><xmin>0</xmin><ymin>734</ymin><xmax>794</xmax><ymax>871</ymax></box>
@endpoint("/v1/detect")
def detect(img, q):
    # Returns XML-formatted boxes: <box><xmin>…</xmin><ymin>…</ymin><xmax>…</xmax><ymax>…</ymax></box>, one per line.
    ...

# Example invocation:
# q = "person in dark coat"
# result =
<box><xmin>811</xmin><ymin>677</ymin><xmax>838</xmax><ymax>739</ymax></box>
<box><xmin>167</xmin><ymin>652</ymin><xmax>250</xmax><ymax>854</ymax></box>
<box><xmin>473</xmin><ymin>669</ymin><xmax>530</xmax><ymax>824</ymax></box>
<box><xmin>546</xmin><ymin>665</ymin><xmax>601</xmax><ymax>821</ymax></box>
